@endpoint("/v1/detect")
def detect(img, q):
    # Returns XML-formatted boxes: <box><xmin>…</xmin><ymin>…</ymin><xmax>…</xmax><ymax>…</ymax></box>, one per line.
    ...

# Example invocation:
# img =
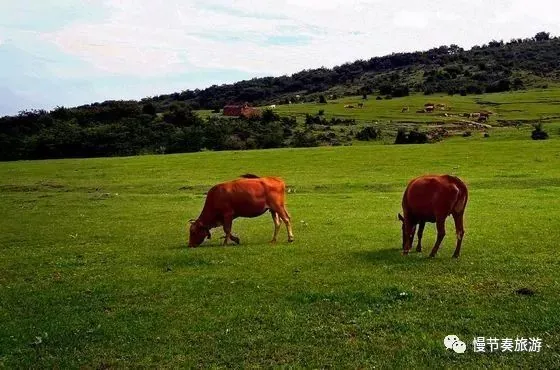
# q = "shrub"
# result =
<box><xmin>531</xmin><ymin>122</ymin><xmax>549</xmax><ymax>140</ymax></box>
<box><xmin>261</xmin><ymin>109</ymin><xmax>280</xmax><ymax>123</ymax></box>
<box><xmin>395</xmin><ymin>128</ymin><xmax>408</xmax><ymax>144</ymax></box>
<box><xmin>355</xmin><ymin>126</ymin><xmax>381</xmax><ymax>141</ymax></box>
<box><xmin>408</xmin><ymin>129</ymin><xmax>428</xmax><ymax>144</ymax></box>
<box><xmin>395</xmin><ymin>128</ymin><xmax>428</xmax><ymax>144</ymax></box>
<box><xmin>292</xmin><ymin>129</ymin><xmax>319</xmax><ymax>147</ymax></box>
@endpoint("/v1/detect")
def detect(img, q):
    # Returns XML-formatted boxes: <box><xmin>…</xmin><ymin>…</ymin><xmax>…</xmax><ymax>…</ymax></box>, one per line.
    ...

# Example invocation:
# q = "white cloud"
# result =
<box><xmin>493</xmin><ymin>0</ymin><xmax>560</xmax><ymax>24</ymax></box>
<box><xmin>28</xmin><ymin>0</ymin><xmax>560</xmax><ymax>81</ymax></box>
<box><xmin>392</xmin><ymin>11</ymin><xmax>429</xmax><ymax>29</ymax></box>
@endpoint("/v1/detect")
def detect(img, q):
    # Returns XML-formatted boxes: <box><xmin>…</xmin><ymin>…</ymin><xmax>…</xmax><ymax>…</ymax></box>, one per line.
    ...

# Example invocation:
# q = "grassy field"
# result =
<box><xmin>198</xmin><ymin>88</ymin><xmax>560</xmax><ymax>125</ymax></box>
<box><xmin>1</xmin><ymin>124</ymin><xmax>559</xmax><ymax>368</ymax></box>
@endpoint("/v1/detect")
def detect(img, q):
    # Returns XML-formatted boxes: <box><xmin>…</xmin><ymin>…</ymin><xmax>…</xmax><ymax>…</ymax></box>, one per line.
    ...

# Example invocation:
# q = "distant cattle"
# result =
<box><xmin>478</xmin><ymin>112</ymin><xmax>490</xmax><ymax>122</ymax></box>
<box><xmin>344</xmin><ymin>104</ymin><xmax>355</xmax><ymax>108</ymax></box>
<box><xmin>422</xmin><ymin>103</ymin><xmax>435</xmax><ymax>112</ymax></box>
<box><xmin>357</xmin><ymin>103</ymin><xmax>364</xmax><ymax>108</ymax></box>
<box><xmin>269</xmin><ymin>104</ymin><xmax>276</xmax><ymax>109</ymax></box>
<box><xmin>401</xmin><ymin>106</ymin><xmax>409</xmax><ymax>113</ymax></box>
<box><xmin>188</xmin><ymin>174</ymin><xmax>294</xmax><ymax>248</ymax></box>
<box><xmin>398</xmin><ymin>174</ymin><xmax>468</xmax><ymax>258</ymax></box>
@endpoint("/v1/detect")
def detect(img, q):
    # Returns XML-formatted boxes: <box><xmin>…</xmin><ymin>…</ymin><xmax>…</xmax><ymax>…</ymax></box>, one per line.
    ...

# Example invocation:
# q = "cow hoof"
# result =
<box><xmin>288</xmin><ymin>239</ymin><xmax>294</xmax><ymax>243</ymax></box>
<box><xmin>415</xmin><ymin>249</ymin><xmax>422</xmax><ymax>253</ymax></box>
<box><xmin>269</xmin><ymin>240</ymin><xmax>277</xmax><ymax>244</ymax></box>
<box><xmin>428</xmin><ymin>254</ymin><xmax>436</xmax><ymax>258</ymax></box>
<box><xmin>452</xmin><ymin>254</ymin><xmax>460</xmax><ymax>259</ymax></box>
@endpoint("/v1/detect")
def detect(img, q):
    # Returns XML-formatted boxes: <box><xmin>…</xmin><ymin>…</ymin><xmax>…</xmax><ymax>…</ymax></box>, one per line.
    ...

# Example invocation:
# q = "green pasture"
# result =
<box><xmin>268</xmin><ymin>88</ymin><xmax>560</xmax><ymax>123</ymax></box>
<box><xmin>1</xmin><ymin>125</ymin><xmax>559</xmax><ymax>367</ymax></box>
<box><xmin>197</xmin><ymin>88</ymin><xmax>560</xmax><ymax>127</ymax></box>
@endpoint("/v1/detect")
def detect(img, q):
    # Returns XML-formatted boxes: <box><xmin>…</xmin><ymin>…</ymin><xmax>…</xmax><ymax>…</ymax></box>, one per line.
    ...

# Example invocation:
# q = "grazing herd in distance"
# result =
<box><xmin>187</xmin><ymin>174</ymin><xmax>468</xmax><ymax>258</ymax></box>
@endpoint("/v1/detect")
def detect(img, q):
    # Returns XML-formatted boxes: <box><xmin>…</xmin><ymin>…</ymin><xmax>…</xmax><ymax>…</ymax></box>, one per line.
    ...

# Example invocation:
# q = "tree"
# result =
<box><xmin>142</xmin><ymin>103</ymin><xmax>156</xmax><ymax>116</ymax></box>
<box><xmin>535</xmin><ymin>32</ymin><xmax>550</xmax><ymax>42</ymax></box>
<box><xmin>379</xmin><ymin>84</ymin><xmax>392</xmax><ymax>95</ymax></box>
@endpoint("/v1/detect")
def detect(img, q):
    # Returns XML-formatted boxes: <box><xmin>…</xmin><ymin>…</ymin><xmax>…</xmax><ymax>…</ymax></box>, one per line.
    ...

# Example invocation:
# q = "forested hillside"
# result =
<box><xmin>1</xmin><ymin>32</ymin><xmax>559</xmax><ymax>161</ymax></box>
<box><xmin>146</xmin><ymin>32</ymin><xmax>560</xmax><ymax>110</ymax></box>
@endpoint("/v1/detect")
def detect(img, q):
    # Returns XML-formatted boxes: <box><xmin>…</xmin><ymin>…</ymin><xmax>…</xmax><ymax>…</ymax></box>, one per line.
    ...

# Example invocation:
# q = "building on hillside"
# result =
<box><xmin>223</xmin><ymin>102</ymin><xmax>260</xmax><ymax>118</ymax></box>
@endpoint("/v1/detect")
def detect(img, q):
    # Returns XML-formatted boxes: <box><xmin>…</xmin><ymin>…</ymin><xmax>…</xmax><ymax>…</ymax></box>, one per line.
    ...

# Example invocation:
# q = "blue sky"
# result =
<box><xmin>1</xmin><ymin>0</ymin><xmax>559</xmax><ymax>116</ymax></box>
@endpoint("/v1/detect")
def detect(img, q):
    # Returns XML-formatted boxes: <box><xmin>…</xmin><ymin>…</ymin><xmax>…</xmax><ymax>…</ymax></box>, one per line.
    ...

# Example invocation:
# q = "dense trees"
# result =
<box><xmin>0</xmin><ymin>104</ymin><xmax>318</xmax><ymax>160</ymax></box>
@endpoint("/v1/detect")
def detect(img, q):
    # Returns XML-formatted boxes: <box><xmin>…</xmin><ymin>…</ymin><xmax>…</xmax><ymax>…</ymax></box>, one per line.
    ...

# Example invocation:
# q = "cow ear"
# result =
<box><xmin>398</xmin><ymin>213</ymin><xmax>404</xmax><ymax>222</ymax></box>
<box><xmin>188</xmin><ymin>219</ymin><xmax>196</xmax><ymax>224</ymax></box>
<box><xmin>206</xmin><ymin>230</ymin><xmax>211</xmax><ymax>239</ymax></box>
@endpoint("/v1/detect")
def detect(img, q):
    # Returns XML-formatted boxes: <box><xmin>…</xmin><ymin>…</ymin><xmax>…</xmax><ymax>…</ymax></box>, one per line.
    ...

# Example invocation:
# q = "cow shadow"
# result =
<box><xmin>172</xmin><ymin>239</ymin><xmax>274</xmax><ymax>250</ymax></box>
<box><xmin>353</xmin><ymin>247</ymin><xmax>429</xmax><ymax>265</ymax></box>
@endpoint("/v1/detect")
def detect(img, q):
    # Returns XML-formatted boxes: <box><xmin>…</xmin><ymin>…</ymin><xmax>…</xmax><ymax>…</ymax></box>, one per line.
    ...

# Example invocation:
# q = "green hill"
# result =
<box><xmin>147</xmin><ymin>32</ymin><xmax>560</xmax><ymax>110</ymax></box>
<box><xmin>1</xmin><ymin>32</ymin><xmax>560</xmax><ymax>161</ymax></box>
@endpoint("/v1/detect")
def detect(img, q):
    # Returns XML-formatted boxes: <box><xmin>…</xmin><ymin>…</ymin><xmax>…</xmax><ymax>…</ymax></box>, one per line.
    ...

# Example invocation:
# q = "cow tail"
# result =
<box><xmin>240</xmin><ymin>173</ymin><xmax>260</xmax><ymax>178</ymax></box>
<box><xmin>454</xmin><ymin>180</ymin><xmax>469</xmax><ymax>213</ymax></box>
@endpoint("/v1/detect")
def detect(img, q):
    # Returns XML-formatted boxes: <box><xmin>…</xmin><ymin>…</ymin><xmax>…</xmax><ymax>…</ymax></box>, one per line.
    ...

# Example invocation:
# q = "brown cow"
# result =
<box><xmin>398</xmin><ymin>174</ymin><xmax>468</xmax><ymax>258</ymax></box>
<box><xmin>187</xmin><ymin>174</ymin><xmax>294</xmax><ymax>248</ymax></box>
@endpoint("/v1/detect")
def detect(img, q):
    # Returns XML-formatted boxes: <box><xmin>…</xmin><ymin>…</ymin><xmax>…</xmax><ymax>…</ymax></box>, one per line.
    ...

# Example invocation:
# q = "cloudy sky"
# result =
<box><xmin>1</xmin><ymin>0</ymin><xmax>559</xmax><ymax>116</ymax></box>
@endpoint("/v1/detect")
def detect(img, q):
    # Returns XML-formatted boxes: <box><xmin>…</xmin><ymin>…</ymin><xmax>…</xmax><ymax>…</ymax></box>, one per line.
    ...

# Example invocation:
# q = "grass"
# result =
<box><xmin>264</xmin><ymin>88</ymin><xmax>560</xmax><ymax>125</ymax></box>
<box><xmin>198</xmin><ymin>88</ymin><xmax>560</xmax><ymax>145</ymax></box>
<box><xmin>1</xmin><ymin>108</ymin><xmax>560</xmax><ymax>367</ymax></box>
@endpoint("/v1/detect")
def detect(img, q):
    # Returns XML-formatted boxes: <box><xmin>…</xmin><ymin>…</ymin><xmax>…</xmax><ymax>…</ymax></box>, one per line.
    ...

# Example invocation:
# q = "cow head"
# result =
<box><xmin>188</xmin><ymin>219</ymin><xmax>211</xmax><ymax>248</ymax></box>
<box><xmin>398</xmin><ymin>213</ymin><xmax>415</xmax><ymax>255</ymax></box>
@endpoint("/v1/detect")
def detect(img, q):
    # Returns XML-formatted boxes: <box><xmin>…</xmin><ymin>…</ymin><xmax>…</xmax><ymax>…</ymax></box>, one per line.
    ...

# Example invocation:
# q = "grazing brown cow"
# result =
<box><xmin>398</xmin><ymin>174</ymin><xmax>468</xmax><ymax>258</ymax></box>
<box><xmin>187</xmin><ymin>174</ymin><xmax>294</xmax><ymax>248</ymax></box>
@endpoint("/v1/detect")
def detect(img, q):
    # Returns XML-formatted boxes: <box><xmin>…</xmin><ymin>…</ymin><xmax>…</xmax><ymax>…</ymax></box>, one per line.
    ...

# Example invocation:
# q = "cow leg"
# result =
<box><xmin>416</xmin><ymin>221</ymin><xmax>425</xmax><ymax>252</ymax></box>
<box><xmin>280</xmin><ymin>206</ymin><xmax>294</xmax><ymax>242</ymax></box>
<box><xmin>270</xmin><ymin>210</ymin><xmax>281</xmax><ymax>243</ymax></box>
<box><xmin>429</xmin><ymin>217</ymin><xmax>446</xmax><ymax>258</ymax></box>
<box><xmin>222</xmin><ymin>213</ymin><xmax>235</xmax><ymax>246</ymax></box>
<box><xmin>272</xmin><ymin>205</ymin><xmax>293</xmax><ymax>242</ymax></box>
<box><xmin>451</xmin><ymin>212</ymin><xmax>465</xmax><ymax>258</ymax></box>
<box><xmin>229</xmin><ymin>234</ymin><xmax>240</xmax><ymax>245</ymax></box>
